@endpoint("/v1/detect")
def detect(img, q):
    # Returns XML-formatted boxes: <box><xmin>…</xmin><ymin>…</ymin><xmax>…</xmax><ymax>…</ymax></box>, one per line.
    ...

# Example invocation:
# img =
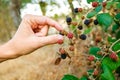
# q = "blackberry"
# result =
<box><xmin>78</xmin><ymin>25</ymin><xmax>83</xmax><ymax>30</ymax></box>
<box><xmin>67</xmin><ymin>32</ymin><xmax>73</xmax><ymax>39</ymax></box>
<box><xmin>94</xmin><ymin>19</ymin><xmax>98</xmax><ymax>25</ymax></box>
<box><xmin>92</xmin><ymin>2</ymin><xmax>98</xmax><ymax>7</ymax></box>
<box><xmin>61</xmin><ymin>54</ymin><xmax>67</xmax><ymax>59</ymax></box>
<box><xmin>79</xmin><ymin>34</ymin><xmax>87</xmax><ymax>40</ymax></box>
<box><xmin>74</xmin><ymin>8</ymin><xmax>78</xmax><ymax>13</ymax></box>
<box><xmin>66</xmin><ymin>17</ymin><xmax>72</xmax><ymax>23</ymax></box>
<box><xmin>57</xmin><ymin>39</ymin><xmax>63</xmax><ymax>44</ymax></box>
<box><xmin>102</xmin><ymin>2</ymin><xmax>107</xmax><ymax>7</ymax></box>
<box><xmin>84</xmin><ymin>19</ymin><xmax>90</xmax><ymax>25</ymax></box>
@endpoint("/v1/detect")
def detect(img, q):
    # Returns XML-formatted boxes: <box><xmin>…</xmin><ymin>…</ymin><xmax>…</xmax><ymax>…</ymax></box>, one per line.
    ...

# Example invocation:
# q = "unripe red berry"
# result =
<box><xmin>78</xmin><ymin>8</ymin><xmax>82</xmax><ymax>12</ymax></box>
<box><xmin>67</xmin><ymin>32</ymin><xmax>74</xmax><ymax>39</ymax></box>
<box><xmin>102</xmin><ymin>2</ymin><xmax>107</xmax><ymax>7</ymax></box>
<box><xmin>57</xmin><ymin>39</ymin><xmax>63</xmax><ymax>44</ymax></box>
<box><xmin>59</xmin><ymin>48</ymin><xmax>65</xmax><ymax>54</ymax></box>
<box><xmin>88</xmin><ymin>55</ymin><xmax>95</xmax><ymax>61</ymax></box>
<box><xmin>69</xmin><ymin>46</ymin><xmax>74</xmax><ymax>51</ymax></box>
<box><xmin>93</xmin><ymin>69</ymin><xmax>99</xmax><ymax>76</ymax></box>
<box><xmin>71</xmin><ymin>22</ymin><xmax>78</xmax><ymax>26</ymax></box>
<box><xmin>92</xmin><ymin>2</ymin><xmax>99</xmax><ymax>7</ymax></box>
<box><xmin>109</xmin><ymin>52</ymin><xmax>118</xmax><ymax>61</ymax></box>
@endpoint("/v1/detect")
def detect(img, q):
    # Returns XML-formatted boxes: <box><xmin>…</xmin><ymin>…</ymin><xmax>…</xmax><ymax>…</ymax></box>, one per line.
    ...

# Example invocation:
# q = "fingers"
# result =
<box><xmin>35</xmin><ymin>25</ymin><xmax>48</xmax><ymax>37</ymax></box>
<box><xmin>37</xmin><ymin>35</ymin><xmax>63</xmax><ymax>47</ymax></box>
<box><xmin>23</xmin><ymin>14</ymin><xmax>63</xmax><ymax>31</ymax></box>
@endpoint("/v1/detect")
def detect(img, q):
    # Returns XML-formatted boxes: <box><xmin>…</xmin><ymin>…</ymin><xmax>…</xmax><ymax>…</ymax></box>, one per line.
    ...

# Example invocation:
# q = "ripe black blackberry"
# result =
<box><xmin>94</xmin><ymin>19</ymin><xmax>98</xmax><ymax>25</ymax></box>
<box><xmin>61</xmin><ymin>54</ymin><xmax>67</xmax><ymax>59</ymax></box>
<box><xmin>74</xmin><ymin>8</ymin><xmax>78</xmax><ymax>13</ymax></box>
<box><xmin>78</xmin><ymin>25</ymin><xmax>83</xmax><ymax>30</ymax></box>
<box><xmin>84</xmin><ymin>19</ymin><xmax>91</xmax><ymax>25</ymax></box>
<box><xmin>79</xmin><ymin>34</ymin><xmax>87</xmax><ymax>40</ymax></box>
<box><xmin>66</xmin><ymin>17</ymin><xmax>72</xmax><ymax>23</ymax></box>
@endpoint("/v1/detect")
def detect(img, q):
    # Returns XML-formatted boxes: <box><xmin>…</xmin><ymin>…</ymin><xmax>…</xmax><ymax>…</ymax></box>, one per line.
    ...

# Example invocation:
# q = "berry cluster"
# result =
<box><xmin>56</xmin><ymin>1</ymin><xmax>120</xmax><ymax>80</ymax></box>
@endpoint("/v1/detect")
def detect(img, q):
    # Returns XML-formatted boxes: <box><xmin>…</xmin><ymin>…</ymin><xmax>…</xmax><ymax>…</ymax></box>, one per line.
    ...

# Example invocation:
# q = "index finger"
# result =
<box><xmin>24</xmin><ymin>14</ymin><xmax>63</xmax><ymax>31</ymax></box>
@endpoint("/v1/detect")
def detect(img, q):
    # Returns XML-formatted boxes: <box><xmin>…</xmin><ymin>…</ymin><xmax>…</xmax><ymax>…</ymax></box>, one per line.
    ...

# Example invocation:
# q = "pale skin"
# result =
<box><xmin>0</xmin><ymin>14</ymin><xmax>63</xmax><ymax>62</ymax></box>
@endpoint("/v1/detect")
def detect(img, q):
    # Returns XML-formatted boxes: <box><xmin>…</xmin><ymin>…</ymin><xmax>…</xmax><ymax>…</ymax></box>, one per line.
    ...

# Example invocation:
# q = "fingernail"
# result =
<box><xmin>58</xmin><ymin>35</ymin><xmax>63</xmax><ymax>40</ymax></box>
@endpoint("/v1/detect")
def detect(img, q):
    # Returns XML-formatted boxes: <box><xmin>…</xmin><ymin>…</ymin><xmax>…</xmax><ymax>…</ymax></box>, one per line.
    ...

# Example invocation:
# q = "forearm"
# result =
<box><xmin>0</xmin><ymin>40</ymin><xmax>18</xmax><ymax>62</ymax></box>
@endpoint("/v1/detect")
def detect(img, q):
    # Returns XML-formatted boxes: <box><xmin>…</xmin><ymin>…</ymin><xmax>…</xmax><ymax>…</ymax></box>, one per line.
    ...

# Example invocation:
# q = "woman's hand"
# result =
<box><xmin>0</xmin><ymin>14</ymin><xmax>63</xmax><ymax>60</ymax></box>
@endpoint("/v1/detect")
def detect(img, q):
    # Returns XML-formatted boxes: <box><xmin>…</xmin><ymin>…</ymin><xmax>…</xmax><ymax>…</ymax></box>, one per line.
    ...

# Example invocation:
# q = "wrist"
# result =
<box><xmin>0</xmin><ymin>40</ymin><xmax>17</xmax><ymax>59</ymax></box>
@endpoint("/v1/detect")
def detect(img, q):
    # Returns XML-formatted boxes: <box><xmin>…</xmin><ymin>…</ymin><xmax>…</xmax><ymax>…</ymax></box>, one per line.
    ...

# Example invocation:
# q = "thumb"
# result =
<box><xmin>37</xmin><ymin>34</ymin><xmax>63</xmax><ymax>47</ymax></box>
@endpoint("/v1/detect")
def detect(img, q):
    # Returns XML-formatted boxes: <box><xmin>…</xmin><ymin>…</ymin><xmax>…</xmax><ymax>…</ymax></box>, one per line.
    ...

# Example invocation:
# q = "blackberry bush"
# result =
<box><xmin>54</xmin><ymin>0</ymin><xmax>120</xmax><ymax>80</ymax></box>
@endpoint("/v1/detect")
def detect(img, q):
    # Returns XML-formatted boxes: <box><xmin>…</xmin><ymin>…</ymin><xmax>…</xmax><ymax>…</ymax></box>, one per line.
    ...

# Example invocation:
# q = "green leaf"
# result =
<box><xmin>116</xmin><ymin>3</ymin><xmax>120</xmax><ymax>9</ymax></box>
<box><xmin>87</xmin><ymin>0</ymin><xmax>97</xmax><ymax>3</ymax></box>
<box><xmin>107</xmin><ymin>36</ymin><xmax>117</xmax><ymax>43</ymax></box>
<box><xmin>87</xmin><ymin>69</ymin><xmax>94</xmax><ymax>75</ymax></box>
<box><xmin>98</xmin><ymin>0</ymin><xmax>103</xmax><ymax>3</ymax></box>
<box><xmin>89</xmin><ymin>47</ymin><xmax>101</xmax><ymax>58</ymax></box>
<box><xmin>95</xmin><ymin>5</ymin><xmax>102</xmax><ymax>12</ymax></box>
<box><xmin>114</xmin><ymin>13</ymin><xmax>120</xmax><ymax>25</ymax></box>
<box><xmin>114</xmin><ymin>13</ymin><xmax>120</xmax><ymax>20</ymax></box>
<box><xmin>83</xmin><ymin>27</ymin><xmax>92</xmax><ymax>34</ymax></box>
<box><xmin>116</xmin><ymin>30</ymin><xmax>120</xmax><ymax>39</ymax></box>
<box><xmin>102</xmin><ymin>57</ymin><xmax>120</xmax><ymax>71</ymax></box>
<box><xmin>116</xmin><ymin>66</ymin><xmax>120</xmax><ymax>75</ymax></box>
<box><xmin>112</xmin><ymin>24</ymin><xmax>119</xmax><ymax>33</ymax></box>
<box><xmin>80</xmin><ymin>76</ymin><xmax>88</xmax><ymax>80</ymax></box>
<box><xmin>100</xmin><ymin>65</ymin><xmax>115</xmax><ymax>80</ymax></box>
<box><xmin>112</xmin><ymin>0</ymin><xmax>120</xmax><ymax>2</ymax></box>
<box><xmin>62</xmin><ymin>74</ymin><xmax>79</xmax><ymax>80</ymax></box>
<box><xmin>106</xmin><ymin>2</ymin><xmax>113</xmax><ymax>10</ymax></box>
<box><xmin>97</xmin><ymin>13</ymin><xmax>113</xmax><ymax>31</ymax></box>
<box><xmin>112</xmin><ymin>39</ymin><xmax>120</xmax><ymax>51</ymax></box>
<box><xmin>87</xmin><ymin>10</ymin><xmax>97</xmax><ymax>18</ymax></box>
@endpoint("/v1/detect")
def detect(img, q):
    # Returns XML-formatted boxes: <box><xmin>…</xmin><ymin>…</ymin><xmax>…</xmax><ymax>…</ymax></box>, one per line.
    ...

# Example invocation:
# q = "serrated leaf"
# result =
<box><xmin>80</xmin><ymin>76</ymin><xmax>88</xmax><ymax>80</ymax></box>
<box><xmin>89</xmin><ymin>47</ymin><xmax>101</xmax><ymax>58</ymax></box>
<box><xmin>95</xmin><ymin>5</ymin><xmax>102</xmax><ymax>12</ymax></box>
<box><xmin>100</xmin><ymin>65</ymin><xmax>115</xmax><ymax>80</ymax></box>
<box><xmin>112</xmin><ymin>39</ymin><xmax>120</xmax><ymax>51</ymax></box>
<box><xmin>83</xmin><ymin>27</ymin><xmax>92</xmax><ymax>34</ymax></box>
<box><xmin>102</xmin><ymin>57</ymin><xmax>120</xmax><ymax>71</ymax></box>
<box><xmin>97</xmin><ymin>13</ymin><xmax>113</xmax><ymax>31</ymax></box>
<box><xmin>62</xmin><ymin>74</ymin><xmax>79</xmax><ymax>80</ymax></box>
<box><xmin>87</xmin><ymin>10</ymin><xmax>97</xmax><ymax>18</ymax></box>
